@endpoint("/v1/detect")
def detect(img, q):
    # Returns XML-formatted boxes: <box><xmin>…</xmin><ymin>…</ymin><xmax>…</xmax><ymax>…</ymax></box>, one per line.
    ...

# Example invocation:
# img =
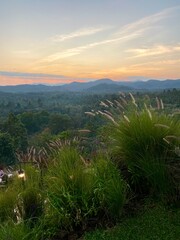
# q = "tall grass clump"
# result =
<box><xmin>45</xmin><ymin>146</ymin><xmax>96</xmax><ymax>231</ymax></box>
<box><xmin>110</xmin><ymin>108</ymin><xmax>180</xmax><ymax>200</ymax></box>
<box><xmin>44</xmin><ymin>146</ymin><xmax>127</xmax><ymax>234</ymax></box>
<box><xmin>0</xmin><ymin>189</ymin><xmax>18</xmax><ymax>222</ymax></box>
<box><xmin>92</xmin><ymin>156</ymin><xmax>127</xmax><ymax>220</ymax></box>
<box><xmin>17</xmin><ymin>165</ymin><xmax>44</xmax><ymax>226</ymax></box>
<box><xmin>88</xmin><ymin>94</ymin><xmax>179</xmax><ymax>201</ymax></box>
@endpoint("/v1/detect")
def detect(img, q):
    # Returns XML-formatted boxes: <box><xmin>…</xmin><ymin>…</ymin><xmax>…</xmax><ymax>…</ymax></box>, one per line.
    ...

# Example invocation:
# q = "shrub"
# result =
<box><xmin>109</xmin><ymin>108</ymin><xmax>180</xmax><ymax>199</ymax></box>
<box><xmin>44</xmin><ymin>146</ymin><xmax>127</xmax><ymax>232</ymax></box>
<box><xmin>45</xmin><ymin>147</ymin><xmax>96</xmax><ymax>230</ymax></box>
<box><xmin>92</xmin><ymin>156</ymin><xmax>127</xmax><ymax>219</ymax></box>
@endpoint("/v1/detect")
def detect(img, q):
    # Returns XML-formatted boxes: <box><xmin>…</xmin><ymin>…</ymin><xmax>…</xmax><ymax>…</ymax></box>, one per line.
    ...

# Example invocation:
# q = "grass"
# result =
<box><xmin>84</xmin><ymin>204</ymin><xmax>180</xmax><ymax>240</ymax></box>
<box><xmin>108</xmin><ymin>107</ymin><xmax>180</xmax><ymax>199</ymax></box>
<box><xmin>0</xmin><ymin>96</ymin><xmax>179</xmax><ymax>239</ymax></box>
<box><xmin>44</xmin><ymin>147</ymin><xmax>127</xmax><ymax>233</ymax></box>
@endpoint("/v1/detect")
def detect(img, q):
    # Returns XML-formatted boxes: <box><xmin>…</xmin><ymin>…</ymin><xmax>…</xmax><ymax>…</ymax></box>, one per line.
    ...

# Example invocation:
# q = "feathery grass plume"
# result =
<box><xmin>156</xmin><ymin>97</ymin><xmax>161</xmax><ymax>110</ymax></box>
<box><xmin>104</xmin><ymin>110</ymin><xmax>113</xmax><ymax>116</ymax></box>
<box><xmin>129</xmin><ymin>92</ymin><xmax>137</xmax><ymax>107</ymax></box>
<box><xmin>165</xmin><ymin>135</ymin><xmax>180</xmax><ymax>140</ymax></box>
<box><xmin>146</xmin><ymin>108</ymin><xmax>152</xmax><ymax>120</ymax></box>
<box><xmin>163</xmin><ymin>137</ymin><xmax>170</xmax><ymax>144</ymax></box>
<box><xmin>120</xmin><ymin>96</ymin><xmax>127</xmax><ymax>105</ymax></box>
<box><xmin>123</xmin><ymin>115</ymin><xmax>130</xmax><ymax>123</ymax></box>
<box><xmin>98</xmin><ymin>110</ymin><xmax>104</xmax><ymax>115</ymax></box>
<box><xmin>85</xmin><ymin>111</ymin><xmax>96</xmax><ymax>116</ymax></box>
<box><xmin>155</xmin><ymin>124</ymin><xmax>170</xmax><ymax>129</ymax></box>
<box><xmin>114</xmin><ymin>100</ymin><xmax>124</xmax><ymax>109</ymax></box>
<box><xmin>100</xmin><ymin>101</ymin><xmax>109</xmax><ymax>107</ymax></box>
<box><xmin>119</xmin><ymin>92</ymin><xmax>126</xmax><ymax>98</ymax></box>
<box><xmin>106</xmin><ymin>99</ymin><xmax>114</xmax><ymax>106</ymax></box>
<box><xmin>78</xmin><ymin>129</ymin><xmax>91</xmax><ymax>133</ymax></box>
<box><xmin>144</xmin><ymin>103</ymin><xmax>148</xmax><ymax>110</ymax></box>
<box><xmin>160</xmin><ymin>99</ymin><xmax>164</xmax><ymax>109</ymax></box>
<box><xmin>101</xmin><ymin>112</ymin><xmax>119</xmax><ymax>126</ymax></box>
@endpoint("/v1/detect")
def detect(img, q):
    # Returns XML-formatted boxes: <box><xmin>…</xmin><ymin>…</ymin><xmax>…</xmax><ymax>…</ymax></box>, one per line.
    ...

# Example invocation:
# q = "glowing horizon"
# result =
<box><xmin>0</xmin><ymin>0</ymin><xmax>180</xmax><ymax>85</ymax></box>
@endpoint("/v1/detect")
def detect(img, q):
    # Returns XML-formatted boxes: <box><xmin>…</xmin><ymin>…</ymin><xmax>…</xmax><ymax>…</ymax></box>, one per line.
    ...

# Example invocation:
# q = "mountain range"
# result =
<box><xmin>0</xmin><ymin>79</ymin><xmax>179</xmax><ymax>93</ymax></box>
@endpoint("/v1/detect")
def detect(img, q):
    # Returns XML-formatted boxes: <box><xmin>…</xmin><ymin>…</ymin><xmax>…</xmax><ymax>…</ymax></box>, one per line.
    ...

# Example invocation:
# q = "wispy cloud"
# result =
<box><xmin>127</xmin><ymin>44</ymin><xmax>180</xmax><ymax>58</ymax></box>
<box><xmin>43</xmin><ymin>6</ymin><xmax>180</xmax><ymax>63</ymax></box>
<box><xmin>51</xmin><ymin>26</ymin><xmax>110</xmax><ymax>42</ymax></box>
<box><xmin>0</xmin><ymin>71</ymin><xmax>67</xmax><ymax>79</ymax></box>
<box><xmin>0</xmin><ymin>71</ymin><xmax>89</xmax><ymax>85</ymax></box>
<box><xmin>115</xmin><ymin>5</ymin><xmax>180</xmax><ymax>37</ymax></box>
<box><xmin>45</xmin><ymin>32</ymin><xmax>139</xmax><ymax>62</ymax></box>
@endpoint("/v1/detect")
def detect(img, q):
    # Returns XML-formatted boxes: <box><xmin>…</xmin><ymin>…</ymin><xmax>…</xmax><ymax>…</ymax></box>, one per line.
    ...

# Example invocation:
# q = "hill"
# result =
<box><xmin>0</xmin><ymin>79</ymin><xmax>179</xmax><ymax>93</ymax></box>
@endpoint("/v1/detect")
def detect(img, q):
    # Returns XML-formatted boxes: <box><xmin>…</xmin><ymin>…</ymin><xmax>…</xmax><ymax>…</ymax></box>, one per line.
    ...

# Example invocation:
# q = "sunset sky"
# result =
<box><xmin>0</xmin><ymin>0</ymin><xmax>180</xmax><ymax>85</ymax></box>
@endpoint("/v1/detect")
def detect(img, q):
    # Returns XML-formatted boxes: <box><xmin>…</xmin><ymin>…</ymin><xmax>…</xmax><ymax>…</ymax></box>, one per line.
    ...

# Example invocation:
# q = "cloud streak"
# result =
<box><xmin>127</xmin><ymin>44</ymin><xmax>180</xmax><ymax>58</ymax></box>
<box><xmin>0</xmin><ymin>71</ymin><xmax>67</xmax><ymax>79</ymax></box>
<box><xmin>115</xmin><ymin>5</ymin><xmax>180</xmax><ymax>37</ymax></box>
<box><xmin>45</xmin><ymin>32</ymin><xmax>140</xmax><ymax>62</ymax></box>
<box><xmin>51</xmin><ymin>26</ymin><xmax>110</xmax><ymax>42</ymax></box>
<box><xmin>43</xmin><ymin>6</ymin><xmax>180</xmax><ymax>63</ymax></box>
<box><xmin>0</xmin><ymin>71</ymin><xmax>90</xmax><ymax>85</ymax></box>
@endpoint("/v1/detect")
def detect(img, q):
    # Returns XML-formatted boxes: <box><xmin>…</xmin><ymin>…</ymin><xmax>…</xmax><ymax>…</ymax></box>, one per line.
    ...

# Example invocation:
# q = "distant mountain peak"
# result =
<box><xmin>94</xmin><ymin>78</ymin><xmax>114</xmax><ymax>83</ymax></box>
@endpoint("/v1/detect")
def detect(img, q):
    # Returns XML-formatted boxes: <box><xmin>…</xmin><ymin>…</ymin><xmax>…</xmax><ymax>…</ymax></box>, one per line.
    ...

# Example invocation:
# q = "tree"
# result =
<box><xmin>49</xmin><ymin>114</ymin><xmax>71</xmax><ymax>135</ymax></box>
<box><xmin>0</xmin><ymin>132</ymin><xmax>16</xmax><ymax>166</ymax></box>
<box><xmin>3</xmin><ymin>113</ymin><xmax>28</xmax><ymax>152</ymax></box>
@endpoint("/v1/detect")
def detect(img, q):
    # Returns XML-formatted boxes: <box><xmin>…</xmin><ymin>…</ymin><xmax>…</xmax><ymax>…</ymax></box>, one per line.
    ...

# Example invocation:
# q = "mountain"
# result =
<box><xmin>60</xmin><ymin>78</ymin><xmax>115</xmax><ymax>91</ymax></box>
<box><xmin>85</xmin><ymin>83</ymin><xmax>133</xmax><ymax>93</ymax></box>
<box><xmin>0</xmin><ymin>79</ymin><xmax>179</xmax><ymax>93</ymax></box>
<box><xmin>121</xmin><ymin>79</ymin><xmax>180</xmax><ymax>90</ymax></box>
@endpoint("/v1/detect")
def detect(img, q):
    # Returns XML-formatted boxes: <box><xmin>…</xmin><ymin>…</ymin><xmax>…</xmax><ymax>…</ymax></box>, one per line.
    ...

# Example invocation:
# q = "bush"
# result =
<box><xmin>92</xmin><ymin>156</ymin><xmax>127</xmax><ymax>219</ymax></box>
<box><xmin>109</xmin><ymin>108</ymin><xmax>180</xmax><ymax>199</ymax></box>
<box><xmin>44</xmin><ymin>146</ymin><xmax>127</xmax><ymax>232</ymax></box>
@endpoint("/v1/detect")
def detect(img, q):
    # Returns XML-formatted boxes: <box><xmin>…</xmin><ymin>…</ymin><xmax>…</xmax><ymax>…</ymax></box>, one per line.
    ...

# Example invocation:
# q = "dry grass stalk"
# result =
<box><xmin>123</xmin><ymin>115</ymin><xmax>130</xmax><ymax>123</ymax></box>
<box><xmin>100</xmin><ymin>101</ymin><xmax>109</xmax><ymax>108</ymax></box>
<box><xmin>154</xmin><ymin>124</ymin><xmax>170</xmax><ymax>129</ymax></box>
<box><xmin>85</xmin><ymin>112</ymin><xmax>96</xmax><ymax>117</ymax></box>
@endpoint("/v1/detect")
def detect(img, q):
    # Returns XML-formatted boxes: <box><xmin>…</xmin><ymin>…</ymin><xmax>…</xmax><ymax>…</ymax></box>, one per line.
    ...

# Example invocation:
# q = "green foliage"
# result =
<box><xmin>21</xmin><ymin>187</ymin><xmax>43</xmax><ymax>225</ymax></box>
<box><xmin>19</xmin><ymin>111</ymin><xmax>50</xmax><ymax>135</ymax></box>
<box><xmin>0</xmin><ymin>131</ymin><xmax>16</xmax><ymax>166</ymax></box>
<box><xmin>92</xmin><ymin>156</ymin><xmax>127</xmax><ymax>219</ymax></box>
<box><xmin>110</xmin><ymin>108</ymin><xmax>180</xmax><ymax>198</ymax></box>
<box><xmin>45</xmin><ymin>147</ymin><xmax>96</xmax><ymax>230</ymax></box>
<box><xmin>0</xmin><ymin>188</ymin><xmax>18</xmax><ymax>222</ymax></box>
<box><xmin>84</xmin><ymin>205</ymin><xmax>180</xmax><ymax>240</ymax></box>
<box><xmin>49</xmin><ymin>113</ymin><xmax>71</xmax><ymax>134</ymax></box>
<box><xmin>0</xmin><ymin>222</ymin><xmax>30</xmax><ymax>240</ymax></box>
<box><xmin>45</xmin><ymin>147</ymin><xmax>127</xmax><ymax>231</ymax></box>
<box><xmin>19</xmin><ymin>165</ymin><xmax>44</xmax><ymax>224</ymax></box>
<box><xmin>3</xmin><ymin>113</ymin><xmax>28</xmax><ymax>152</ymax></box>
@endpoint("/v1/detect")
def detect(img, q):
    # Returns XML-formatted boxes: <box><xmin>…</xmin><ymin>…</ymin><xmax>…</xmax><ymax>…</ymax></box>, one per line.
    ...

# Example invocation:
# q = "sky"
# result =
<box><xmin>0</xmin><ymin>0</ymin><xmax>180</xmax><ymax>85</ymax></box>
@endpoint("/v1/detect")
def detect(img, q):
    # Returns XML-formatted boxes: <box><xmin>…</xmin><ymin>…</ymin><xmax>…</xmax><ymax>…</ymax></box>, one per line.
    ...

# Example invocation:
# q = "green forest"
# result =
<box><xmin>0</xmin><ymin>89</ymin><xmax>179</xmax><ymax>239</ymax></box>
